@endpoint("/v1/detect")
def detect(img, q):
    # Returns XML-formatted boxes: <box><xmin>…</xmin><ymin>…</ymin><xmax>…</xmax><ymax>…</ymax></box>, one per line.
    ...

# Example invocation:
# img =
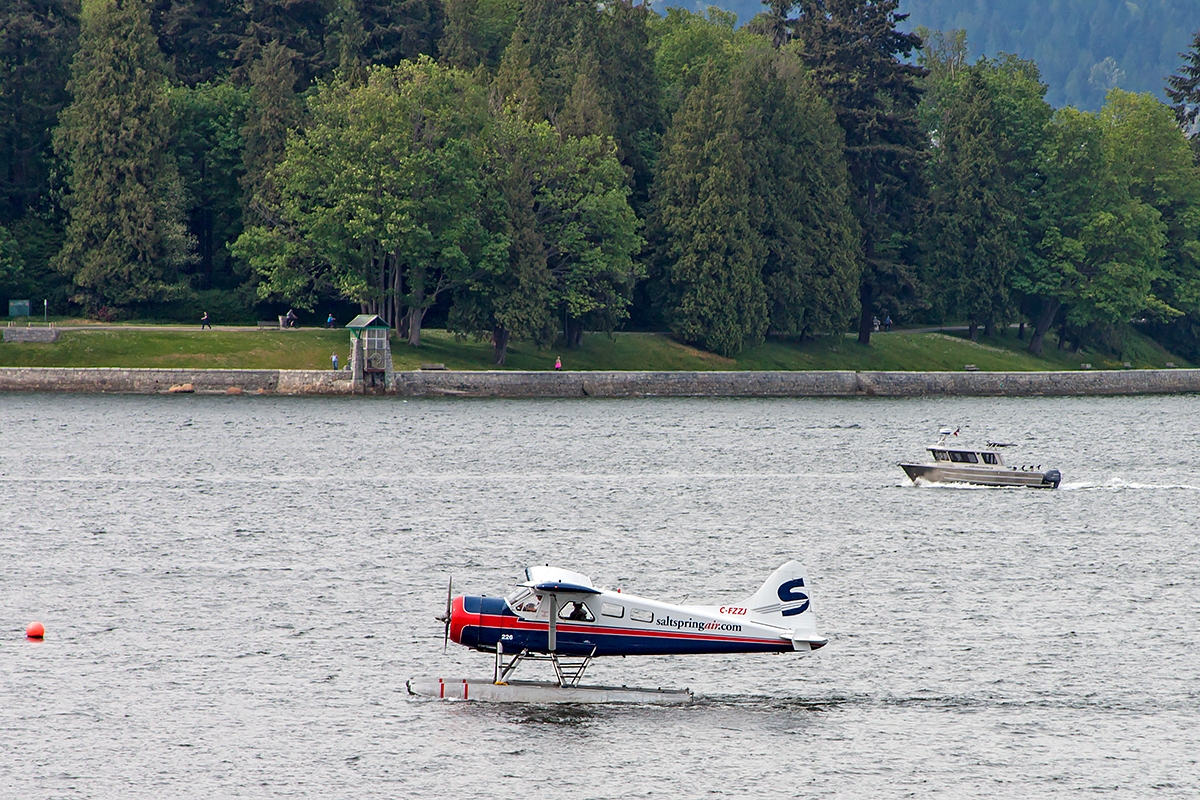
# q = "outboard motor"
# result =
<box><xmin>1042</xmin><ymin>469</ymin><xmax>1062</xmax><ymax>488</ymax></box>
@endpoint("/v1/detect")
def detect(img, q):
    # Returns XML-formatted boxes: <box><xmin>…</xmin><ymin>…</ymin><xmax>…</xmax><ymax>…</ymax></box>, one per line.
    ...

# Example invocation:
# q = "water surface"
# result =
<box><xmin>2</xmin><ymin>394</ymin><xmax>1197</xmax><ymax>797</ymax></box>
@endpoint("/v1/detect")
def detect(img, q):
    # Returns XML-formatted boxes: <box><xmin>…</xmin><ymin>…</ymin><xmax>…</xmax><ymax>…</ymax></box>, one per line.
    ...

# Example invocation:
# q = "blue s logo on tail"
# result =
<box><xmin>777</xmin><ymin>578</ymin><xmax>809</xmax><ymax>616</ymax></box>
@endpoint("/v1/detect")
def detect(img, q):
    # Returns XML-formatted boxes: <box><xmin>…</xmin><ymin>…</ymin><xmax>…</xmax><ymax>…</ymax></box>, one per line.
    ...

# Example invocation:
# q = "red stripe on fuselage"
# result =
<box><xmin>472</xmin><ymin>611</ymin><xmax>786</xmax><ymax>647</ymax></box>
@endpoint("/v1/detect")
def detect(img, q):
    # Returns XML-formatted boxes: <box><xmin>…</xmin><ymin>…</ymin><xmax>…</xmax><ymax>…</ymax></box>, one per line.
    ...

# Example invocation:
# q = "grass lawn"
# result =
<box><xmin>0</xmin><ymin>324</ymin><xmax>1190</xmax><ymax>371</ymax></box>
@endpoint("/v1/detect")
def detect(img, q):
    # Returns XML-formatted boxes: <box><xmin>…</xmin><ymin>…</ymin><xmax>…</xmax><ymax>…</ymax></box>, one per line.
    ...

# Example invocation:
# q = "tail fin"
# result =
<box><xmin>742</xmin><ymin>561</ymin><xmax>825</xmax><ymax>648</ymax></box>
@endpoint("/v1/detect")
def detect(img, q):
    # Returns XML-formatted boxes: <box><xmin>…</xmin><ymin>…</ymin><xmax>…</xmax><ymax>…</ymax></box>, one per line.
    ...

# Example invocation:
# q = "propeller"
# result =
<box><xmin>435</xmin><ymin>577</ymin><xmax>453</xmax><ymax>653</ymax></box>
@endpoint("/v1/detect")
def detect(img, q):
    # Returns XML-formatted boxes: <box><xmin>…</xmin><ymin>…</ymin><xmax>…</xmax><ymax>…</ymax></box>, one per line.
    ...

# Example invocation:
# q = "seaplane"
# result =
<box><xmin>406</xmin><ymin>561</ymin><xmax>827</xmax><ymax>705</ymax></box>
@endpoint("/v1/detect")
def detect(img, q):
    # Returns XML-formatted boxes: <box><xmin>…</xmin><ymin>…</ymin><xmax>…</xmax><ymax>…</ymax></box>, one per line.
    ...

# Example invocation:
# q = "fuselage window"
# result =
<box><xmin>558</xmin><ymin>601</ymin><xmax>595</xmax><ymax>622</ymax></box>
<box><xmin>630</xmin><ymin>608</ymin><xmax>654</xmax><ymax>624</ymax></box>
<box><xmin>600</xmin><ymin>602</ymin><xmax>624</xmax><ymax>619</ymax></box>
<box><xmin>932</xmin><ymin>450</ymin><xmax>949</xmax><ymax>461</ymax></box>
<box><xmin>981</xmin><ymin>452</ymin><xmax>998</xmax><ymax>465</ymax></box>
<box><xmin>949</xmin><ymin>451</ymin><xmax>979</xmax><ymax>463</ymax></box>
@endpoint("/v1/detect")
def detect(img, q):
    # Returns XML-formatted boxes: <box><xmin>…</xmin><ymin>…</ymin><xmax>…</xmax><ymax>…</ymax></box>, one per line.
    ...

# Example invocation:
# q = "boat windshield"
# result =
<box><xmin>948</xmin><ymin>451</ymin><xmax>979</xmax><ymax>463</ymax></box>
<box><xmin>931</xmin><ymin>450</ymin><xmax>949</xmax><ymax>461</ymax></box>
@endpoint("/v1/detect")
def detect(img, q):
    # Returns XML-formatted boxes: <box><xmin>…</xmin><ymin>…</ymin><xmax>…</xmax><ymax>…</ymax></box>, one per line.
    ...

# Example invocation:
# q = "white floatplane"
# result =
<box><xmin>407</xmin><ymin>561</ymin><xmax>827</xmax><ymax>705</ymax></box>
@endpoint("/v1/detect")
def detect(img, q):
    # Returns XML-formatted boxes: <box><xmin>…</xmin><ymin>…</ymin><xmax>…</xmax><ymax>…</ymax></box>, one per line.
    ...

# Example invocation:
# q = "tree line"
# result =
<box><xmin>2</xmin><ymin>0</ymin><xmax>1200</xmax><ymax>362</ymax></box>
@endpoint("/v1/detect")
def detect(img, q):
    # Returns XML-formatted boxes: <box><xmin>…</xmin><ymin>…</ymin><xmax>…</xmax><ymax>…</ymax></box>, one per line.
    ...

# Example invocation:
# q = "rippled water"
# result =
<box><xmin>2</xmin><ymin>393</ymin><xmax>1199</xmax><ymax>798</ymax></box>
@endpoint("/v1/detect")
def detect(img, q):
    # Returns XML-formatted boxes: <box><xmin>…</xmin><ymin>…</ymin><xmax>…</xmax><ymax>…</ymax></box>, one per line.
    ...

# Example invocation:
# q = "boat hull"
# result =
<box><xmin>407</xmin><ymin>678</ymin><xmax>693</xmax><ymax>705</ymax></box>
<box><xmin>900</xmin><ymin>463</ymin><xmax>1061</xmax><ymax>488</ymax></box>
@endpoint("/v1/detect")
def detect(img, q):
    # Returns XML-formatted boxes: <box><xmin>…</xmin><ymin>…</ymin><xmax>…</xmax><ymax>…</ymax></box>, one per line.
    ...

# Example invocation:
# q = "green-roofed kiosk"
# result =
<box><xmin>345</xmin><ymin>314</ymin><xmax>393</xmax><ymax>394</ymax></box>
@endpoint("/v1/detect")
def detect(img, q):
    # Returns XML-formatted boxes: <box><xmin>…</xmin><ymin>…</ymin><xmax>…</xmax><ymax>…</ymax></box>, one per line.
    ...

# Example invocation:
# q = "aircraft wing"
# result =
<box><xmin>530</xmin><ymin>580</ymin><xmax>600</xmax><ymax>595</ymax></box>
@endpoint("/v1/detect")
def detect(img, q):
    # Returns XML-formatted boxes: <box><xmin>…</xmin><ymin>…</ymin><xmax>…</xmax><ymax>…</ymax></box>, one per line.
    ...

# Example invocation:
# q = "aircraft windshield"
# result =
<box><xmin>505</xmin><ymin>587</ymin><xmax>542</xmax><ymax>615</ymax></box>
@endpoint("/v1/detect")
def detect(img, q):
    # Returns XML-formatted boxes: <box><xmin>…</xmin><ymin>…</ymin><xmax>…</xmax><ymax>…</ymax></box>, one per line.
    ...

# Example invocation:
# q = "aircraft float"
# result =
<box><xmin>407</xmin><ymin>560</ymin><xmax>827</xmax><ymax>704</ymax></box>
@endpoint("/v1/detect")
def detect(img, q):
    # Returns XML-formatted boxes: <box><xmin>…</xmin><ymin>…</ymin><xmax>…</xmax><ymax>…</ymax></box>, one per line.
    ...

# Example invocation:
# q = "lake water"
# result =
<box><xmin>2</xmin><ymin>393</ymin><xmax>1198</xmax><ymax>798</ymax></box>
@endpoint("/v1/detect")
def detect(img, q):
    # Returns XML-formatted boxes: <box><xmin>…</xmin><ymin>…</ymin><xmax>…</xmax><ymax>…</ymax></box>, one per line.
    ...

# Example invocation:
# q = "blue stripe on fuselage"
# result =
<box><xmin>462</xmin><ymin>625</ymin><xmax>792</xmax><ymax>656</ymax></box>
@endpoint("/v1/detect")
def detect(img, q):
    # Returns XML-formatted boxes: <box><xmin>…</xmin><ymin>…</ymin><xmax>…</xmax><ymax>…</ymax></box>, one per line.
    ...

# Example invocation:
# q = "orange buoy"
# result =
<box><xmin>26</xmin><ymin>621</ymin><xmax>44</xmax><ymax>639</ymax></box>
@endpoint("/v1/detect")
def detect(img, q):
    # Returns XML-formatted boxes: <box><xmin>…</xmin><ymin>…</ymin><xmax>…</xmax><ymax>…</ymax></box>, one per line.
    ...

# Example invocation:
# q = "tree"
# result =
<box><xmin>151</xmin><ymin>0</ymin><xmax>244</xmax><ymax>86</ymax></box>
<box><xmin>54</xmin><ymin>0</ymin><xmax>195</xmax><ymax>315</ymax></box>
<box><xmin>0</xmin><ymin>0</ymin><xmax>78</xmax><ymax>224</ymax></box>
<box><xmin>439</xmin><ymin>0</ymin><xmax>520</xmax><ymax>70</ymax></box>
<box><xmin>170</xmin><ymin>81</ymin><xmax>250</xmax><ymax>289</ymax></box>
<box><xmin>647</xmin><ymin>6</ymin><xmax>739</xmax><ymax>120</ymax></box>
<box><xmin>1018</xmin><ymin>104</ymin><xmax>1169</xmax><ymax>355</ymax></box>
<box><xmin>926</xmin><ymin>66</ymin><xmax>1019</xmax><ymax>339</ymax></box>
<box><xmin>791</xmin><ymin>0</ymin><xmax>928</xmax><ymax>345</ymax></box>
<box><xmin>240</xmin><ymin>40</ymin><xmax>304</xmax><ymax>223</ymax></box>
<box><xmin>739</xmin><ymin>46</ymin><xmax>861</xmax><ymax>338</ymax></box>
<box><xmin>233</xmin><ymin>59</ymin><xmax>498</xmax><ymax>345</ymax></box>
<box><xmin>652</xmin><ymin>65</ymin><xmax>767</xmax><ymax>356</ymax></box>
<box><xmin>1166</xmin><ymin>30</ymin><xmax>1200</xmax><ymax>161</ymax></box>
<box><xmin>1102</xmin><ymin>89</ymin><xmax>1200</xmax><ymax>356</ymax></box>
<box><xmin>450</xmin><ymin>109</ymin><xmax>642</xmax><ymax>363</ymax></box>
<box><xmin>236</xmin><ymin>0</ymin><xmax>334</xmax><ymax>87</ymax></box>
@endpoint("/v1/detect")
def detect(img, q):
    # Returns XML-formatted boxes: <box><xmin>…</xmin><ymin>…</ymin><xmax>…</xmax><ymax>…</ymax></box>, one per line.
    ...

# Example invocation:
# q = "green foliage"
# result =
<box><xmin>653</xmin><ymin>65</ymin><xmax>767</xmax><ymax>356</ymax></box>
<box><xmin>240</xmin><ymin>40</ymin><xmax>305</xmax><ymax>223</ymax></box>
<box><xmin>233</xmin><ymin>58</ymin><xmax>498</xmax><ymax>347</ymax></box>
<box><xmin>0</xmin><ymin>224</ymin><xmax>26</xmax><ymax>295</ymax></box>
<box><xmin>0</xmin><ymin>0</ymin><xmax>79</xmax><ymax>224</ymax></box>
<box><xmin>791</xmin><ymin>0</ymin><xmax>928</xmax><ymax>345</ymax></box>
<box><xmin>439</xmin><ymin>0</ymin><xmax>521</xmax><ymax>69</ymax></box>
<box><xmin>648</xmin><ymin>7</ymin><xmax>742</xmax><ymax>121</ymax></box>
<box><xmin>54</xmin><ymin>0</ymin><xmax>196</xmax><ymax>315</ymax></box>
<box><xmin>450</xmin><ymin>109</ymin><xmax>643</xmax><ymax>363</ymax></box>
<box><xmin>170</xmin><ymin>81</ymin><xmax>250</xmax><ymax>289</ymax></box>
<box><xmin>740</xmin><ymin>46</ymin><xmax>861</xmax><ymax>338</ymax></box>
<box><xmin>1015</xmin><ymin>103</ymin><xmax>1170</xmax><ymax>354</ymax></box>
<box><xmin>924</xmin><ymin>61</ymin><xmax>1038</xmax><ymax>336</ymax></box>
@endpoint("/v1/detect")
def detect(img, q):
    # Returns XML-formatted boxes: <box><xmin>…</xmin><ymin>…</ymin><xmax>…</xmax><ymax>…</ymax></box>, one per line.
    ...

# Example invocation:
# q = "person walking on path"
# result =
<box><xmin>883</xmin><ymin>314</ymin><xmax>892</xmax><ymax>332</ymax></box>
<box><xmin>554</xmin><ymin>356</ymin><xmax>562</xmax><ymax>370</ymax></box>
<box><xmin>331</xmin><ymin>352</ymin><xmax>339</xmax><ymax>371</ymax></box>
<box><xmin>326</xmin><ymin>313</ymin><xmax>336</xmax><ymax>328</ymax></box>
<box><xmin>200</xmin><ymin>311</ymin><xmax>211</xmax><ymax>329</ymax></box>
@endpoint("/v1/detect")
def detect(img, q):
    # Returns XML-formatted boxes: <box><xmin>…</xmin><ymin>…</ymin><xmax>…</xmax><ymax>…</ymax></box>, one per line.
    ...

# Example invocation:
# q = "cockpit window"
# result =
<box><xmin>948</xmin><ymin>451</ymin><xmax>979</xmax><ymax>463</ymax></box>
<box><xmin>932</xmin><ymin>450</ymin><xmax>949</xmax><ymax>461</ymax></box>
<box><xmin>505</xmin><ymin>587</ymin><xmax>542</xmax><ymax>614</ymax></box>
<box><xmin>558</xmin><ymin>601</ymin><xmax>595</xmax><ymax>622</ymax></box>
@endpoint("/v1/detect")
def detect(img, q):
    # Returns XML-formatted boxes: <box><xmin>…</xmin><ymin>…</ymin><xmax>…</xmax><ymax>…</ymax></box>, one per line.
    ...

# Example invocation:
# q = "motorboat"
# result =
<box><xmin>899</xmin><ymin>428</ymin><xmax>1061</xmax><ymax>489</ymax></box>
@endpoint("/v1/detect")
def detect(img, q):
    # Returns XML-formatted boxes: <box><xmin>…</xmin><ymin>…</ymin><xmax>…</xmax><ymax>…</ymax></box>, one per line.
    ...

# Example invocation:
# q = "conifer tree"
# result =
<box><xmin>151</xmin><ymin>0</ymin><xmax>245</xmax><ymax>86</ymax></box>
<box><xmin>739</xmin><ymin>47</ymin><xmax>861</xmax><ymax>338</ymax></box>
<box><xmin>54</xmin><ymin>0</ymin><xmax>195</xmax><ymax>315</ymax></box>
<box><xmin>791</xmin><ymin>0</ymin><xmax>927</xmax><ymax>344</ymax></box>
<box><xmin>653</xmin><ymin>65</ymin><xmax>767</xmax><ymax>356</ymax></box>
<box><xmin>439</xmin><ymin>0</ymin><xmax>519</xmax><ymax>70</ymax></box>
<box><xmin>240</xmin><ymin>40</ymin><xmax>303</xmax><ymax>223</ymax></box>
<box><xmin>927</xmin><ymin>66</ymin><xmax>1019</xmax><ymax>340</ymax></box>
<box><xmin>1166</xmin><ymin>30</ymin><xmax>1200</xmax><ymax>161</ymax></box>
<box><xmin>1</xmin><ymin>0</ymin><xmax>78</xmax><ymax>224</ymax></box>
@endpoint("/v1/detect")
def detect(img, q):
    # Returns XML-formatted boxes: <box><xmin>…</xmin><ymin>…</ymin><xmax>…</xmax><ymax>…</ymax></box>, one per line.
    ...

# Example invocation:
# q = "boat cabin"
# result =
<box><xmin>928</xmin><ymin>447</ymin><xmax>1005</xmax><ymax>466</ymax></box>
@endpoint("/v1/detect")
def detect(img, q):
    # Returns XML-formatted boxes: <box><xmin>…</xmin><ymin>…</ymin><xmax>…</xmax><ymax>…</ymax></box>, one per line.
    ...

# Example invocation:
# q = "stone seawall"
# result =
<box><xmin>0</xmin><ymin>367</ymin><xmax>353</xmax><ymax>395</ymax></box>
<box><xmin>2</xmin><ymin>366</ymin><xmax>1199</xmax><ymax>397</ymax></box>
<box><xmin>394</xmin><ymin>368</ymin><xmax>1200</xmax><ymax>397</ymax></box>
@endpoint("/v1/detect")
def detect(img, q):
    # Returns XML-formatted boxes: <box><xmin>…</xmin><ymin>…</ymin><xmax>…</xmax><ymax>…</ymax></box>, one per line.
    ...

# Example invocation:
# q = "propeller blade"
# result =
<box><xmin>437</xmin><ymin>577</ymin><xmax>452</xmax><ymax>654</ymax></box>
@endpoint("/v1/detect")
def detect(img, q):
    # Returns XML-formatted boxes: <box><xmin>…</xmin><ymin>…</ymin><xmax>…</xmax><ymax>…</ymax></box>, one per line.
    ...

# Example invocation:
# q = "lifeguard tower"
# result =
<box><xmin>345</xmin><ymin>314</ymin><xmax>394</xmax><ymax>394</ymax></box>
